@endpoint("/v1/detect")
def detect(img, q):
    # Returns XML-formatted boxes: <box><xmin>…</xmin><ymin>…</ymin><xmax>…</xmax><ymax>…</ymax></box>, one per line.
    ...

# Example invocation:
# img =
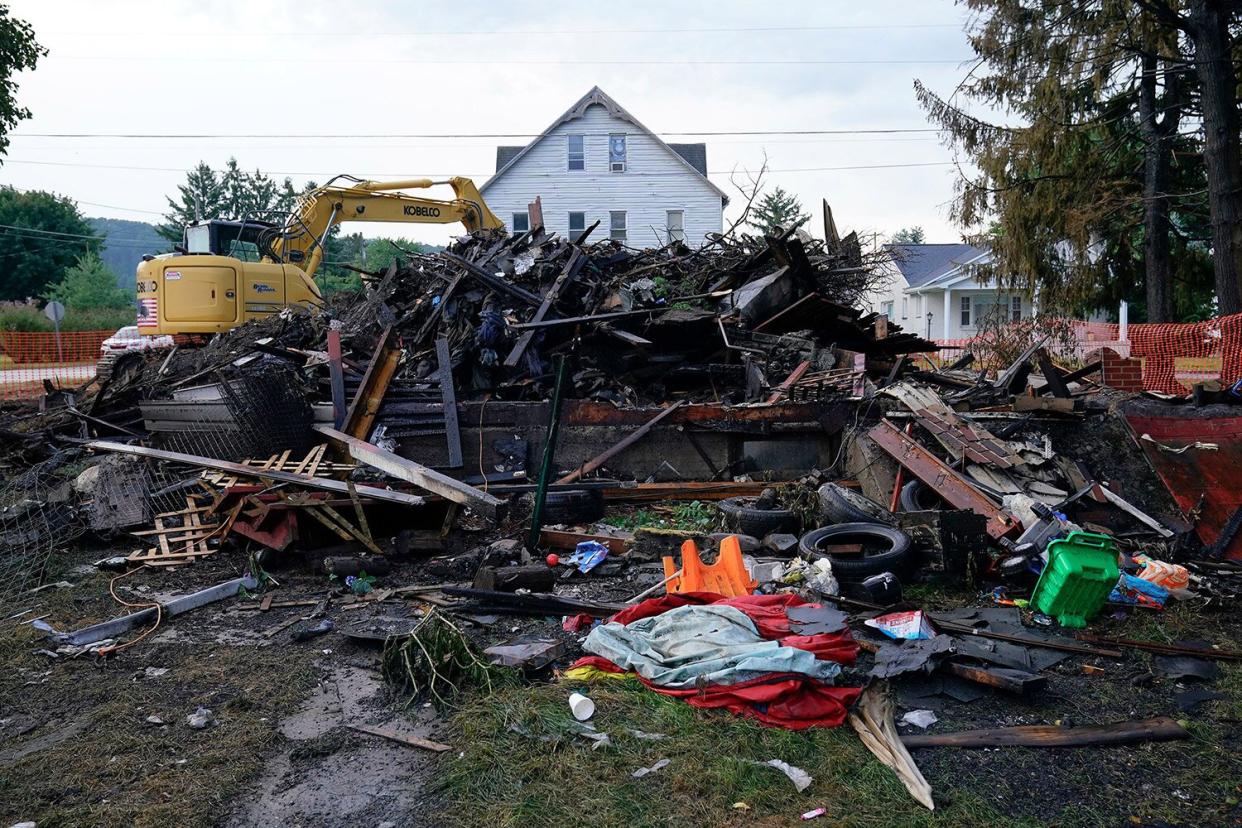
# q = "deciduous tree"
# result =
<box><xmin>0</xmin><ymin>186</ymin><xmax>99</xmax><ymax>300</ymax></box>
<box><xmin>0</xmin><ymin>5</ymin><xmax>44</xmax><ymax>161</ymax></box>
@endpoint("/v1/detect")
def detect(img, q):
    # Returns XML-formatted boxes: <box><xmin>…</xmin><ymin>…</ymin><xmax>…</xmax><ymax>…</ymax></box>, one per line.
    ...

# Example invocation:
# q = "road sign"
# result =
<box><xmin>43</xmin><ymin>301</ymin><xmax>65</xmax><ymax>362</ymax></box>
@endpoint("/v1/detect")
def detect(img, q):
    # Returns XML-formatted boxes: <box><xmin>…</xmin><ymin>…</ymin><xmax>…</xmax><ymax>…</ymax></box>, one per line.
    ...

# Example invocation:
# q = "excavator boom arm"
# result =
<box><xmin>273</xmin><ymin>176</ymin><xmax>502</xmax><ymax>278</ymax></box>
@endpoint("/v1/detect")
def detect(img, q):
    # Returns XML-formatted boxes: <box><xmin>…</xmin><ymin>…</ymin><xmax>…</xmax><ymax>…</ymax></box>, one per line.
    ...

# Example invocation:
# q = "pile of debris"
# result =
<box><xmin>3</xmin><ymin>214</ymin><xmax>1241</xmax><ymax>819</ymax></box>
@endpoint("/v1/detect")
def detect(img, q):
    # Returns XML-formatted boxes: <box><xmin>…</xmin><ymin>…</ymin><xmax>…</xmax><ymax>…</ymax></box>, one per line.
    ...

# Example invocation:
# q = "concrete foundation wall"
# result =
<box><xmin>396</xmin><ymin>400</ymin><xmax>854</xmax><ymax>481</ymax></box>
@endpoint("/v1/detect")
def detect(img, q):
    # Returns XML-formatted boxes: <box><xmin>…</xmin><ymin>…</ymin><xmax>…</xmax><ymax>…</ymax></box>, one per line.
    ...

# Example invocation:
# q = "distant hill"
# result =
<box><xmin>88</xmin><ymin>217</ymin><xmax>168</xmax><ymax>288</ymax></box>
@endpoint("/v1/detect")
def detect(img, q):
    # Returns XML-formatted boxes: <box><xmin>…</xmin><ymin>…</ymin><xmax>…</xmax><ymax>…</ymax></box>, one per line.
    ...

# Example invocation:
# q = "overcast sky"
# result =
<box><xmin>2</xmin><ymin>0</ymin><xmax>976</xmax><ymax>247</ymax></box>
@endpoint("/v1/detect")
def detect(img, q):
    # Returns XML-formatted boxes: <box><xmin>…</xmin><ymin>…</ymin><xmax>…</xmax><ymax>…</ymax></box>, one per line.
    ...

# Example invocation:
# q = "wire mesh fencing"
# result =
<box><xmin>0</xmin><ymin>454</ymin><xmax>87</xmax><ymax>607</ymax></box>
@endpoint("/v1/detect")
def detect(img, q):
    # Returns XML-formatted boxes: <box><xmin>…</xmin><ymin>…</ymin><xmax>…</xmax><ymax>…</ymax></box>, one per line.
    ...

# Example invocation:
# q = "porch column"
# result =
<box><xmin>943</xmin><ymin>287</ymin><xmax>953</xmax><ymax>340</ymax></box>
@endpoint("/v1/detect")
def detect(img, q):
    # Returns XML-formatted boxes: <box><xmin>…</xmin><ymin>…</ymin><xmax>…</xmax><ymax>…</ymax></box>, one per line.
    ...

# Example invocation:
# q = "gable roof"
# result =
<box><xmin>667</xmin><ymin>143</ymin><xmax>707</xmax><ymax>176</ymax></box>
<box><xmin>482</xmin><ymin>86</ymin><xmax>728</xmax><ymax>202</ymax></box>
<box><xmin>885</xmin><ymin>243</ymin><xmax>990</xmax><ymax>288</ymax></box>
<box><xmin>495</xmin><ymin>146</ymin><xmax>523</xmax><ymax>172</ymax></box>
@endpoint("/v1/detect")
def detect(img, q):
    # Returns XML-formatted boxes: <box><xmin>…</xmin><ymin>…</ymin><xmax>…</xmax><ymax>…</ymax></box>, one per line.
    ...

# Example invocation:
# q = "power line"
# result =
<box><xmin>0</xmin><ymin>222</ymin><xmax>108</xmax><ymax>240</ymax></box>
<box><xmin>55</xmin><ymin>56</ymin><xmax>971</xmax><ymax>66</ymax></box>
<box><xmin>44</xmin><ymin>23</ymin><xmax>965</xmax><ymax>37</ymax></box>
<box><xmin>2</xmin><ymin>158</ymin><xmax>955</xmax><ymax>177</ymax></box>
<box><xmin>16</xmin><ymin>128</ymin><xmax>945</xmax><ymax>139</ymax></box>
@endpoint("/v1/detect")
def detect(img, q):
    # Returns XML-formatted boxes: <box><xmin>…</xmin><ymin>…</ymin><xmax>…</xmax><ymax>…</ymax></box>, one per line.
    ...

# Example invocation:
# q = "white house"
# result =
<box><xmin>481</xmin><ymin>86</ymin><xmax>728</xmax><ymax>247</ymax></box>
<box><xmin>870</xmin><ymin>243</ymin><xmax>1033</xmax><ymax>341</ymax></box>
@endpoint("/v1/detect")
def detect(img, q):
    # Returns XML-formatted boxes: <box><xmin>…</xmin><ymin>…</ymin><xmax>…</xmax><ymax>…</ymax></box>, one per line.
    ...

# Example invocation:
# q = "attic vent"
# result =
<box><xmin>610</xmin><ymin>161</ymin><xmax>626</xmax><ymax>173</ymax></box>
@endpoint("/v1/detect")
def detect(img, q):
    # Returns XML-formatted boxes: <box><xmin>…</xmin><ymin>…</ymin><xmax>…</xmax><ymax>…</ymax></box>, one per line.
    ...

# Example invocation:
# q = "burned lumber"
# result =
<box><xmin>314</xmin><ymin>425</ymin><xmax>504</xmax><ymax>519</ymax></box>
<box><xmin>473</xmin><ymin>564</ymin><xmax>557</xmax><ymax>592</ymax></box>
<box><xmin>324</xmin><ymin>556</ymin><xmax>392</xmax><ymax>578</ymax></box>
<box><xmin>343</xmin><ymin>325</ymin><xmax>400</xmax><ymax>440</ymax></box>
<box><xmin>902</xmin><ymin>717</ymin><xmax>1189</xmax><ymax>749</ymax></box>
<box><xmin>942</xmin><ymin>662</ymin><xmax>1047</xmax><ymax>694</ymax></box>
<box><xmin>556</xmin><ymin>400</ymin><xmax>686</xmax><ymax>484</ymax></box>
<box><xmin>867</xmin><ymin>421</ymin><xmax>1020</xmax><ymax>539</ymax></box>
<box><xmin>441</xmin><ymin>587</ymin><xmax>623</xmax><ymax>618</ymax></box>
<box><xmin>439</xmin><ymin>251</ymin><xmax>541</xmax><ymax>307</ymax></box>
<box><xmin>504</xmin><ymin>248</ymin><xmax>586</xmax><ymax>368</ymax></box>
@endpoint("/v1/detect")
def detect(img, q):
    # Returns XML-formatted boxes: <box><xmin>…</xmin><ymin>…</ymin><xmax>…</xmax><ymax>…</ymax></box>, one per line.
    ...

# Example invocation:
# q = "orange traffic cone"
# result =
<box><xmin>662</xmin><ymin>535</ymin><xmax>757</xmax><ymax>597</ymax></box>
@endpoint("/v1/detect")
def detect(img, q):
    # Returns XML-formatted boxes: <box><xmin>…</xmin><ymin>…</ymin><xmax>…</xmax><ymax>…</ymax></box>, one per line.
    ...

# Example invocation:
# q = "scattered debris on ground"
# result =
<box><xmin>2</xmin><ymin>215</ymin><xmax>1241</xmax><ymax>827</ymax></box>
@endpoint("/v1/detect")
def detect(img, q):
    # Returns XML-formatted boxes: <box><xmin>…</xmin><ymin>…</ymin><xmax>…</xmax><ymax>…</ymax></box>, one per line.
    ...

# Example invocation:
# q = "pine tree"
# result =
<box><xmin>915</xmin><ymin>0</ymin><xmax>1213</xmax><ymax>321</ymax></box>
<box><xmin>745</xmin><ymin>187</ymin><xmax>810</xmax><ymax>236</ymax></box>
<box><xmin>158</xmin><ymin>162</ymin><xmax>223</xmax><ymax>244</ymax></box>
<box><xmin>890</xmin><ymin>227</ymin><xmax>926</xmax><ymax>245</ymax></box>
<box><xmin>44</xmin><ymin>250</ymin><xmax>131</xmax><ymax>309</ymax></box>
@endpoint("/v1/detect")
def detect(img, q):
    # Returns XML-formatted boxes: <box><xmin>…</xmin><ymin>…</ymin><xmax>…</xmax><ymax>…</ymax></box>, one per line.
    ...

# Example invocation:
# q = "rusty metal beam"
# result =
<box><xmin>867</xmin><ymin>420</ymin><xmax>1018</xmax><ymax>539</ymax></box>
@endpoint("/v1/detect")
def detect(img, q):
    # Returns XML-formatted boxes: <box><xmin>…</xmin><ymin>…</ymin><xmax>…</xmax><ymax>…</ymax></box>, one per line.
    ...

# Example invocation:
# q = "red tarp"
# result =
<box><xmin>572</xmin><ymin>592</ymin><xmax>862</xmax><ymax>729</ymax></box>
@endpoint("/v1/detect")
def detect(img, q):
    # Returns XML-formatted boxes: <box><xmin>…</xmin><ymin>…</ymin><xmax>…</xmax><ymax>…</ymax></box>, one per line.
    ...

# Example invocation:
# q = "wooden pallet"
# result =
<box><xmin>127</xmin><ymin>497</ymin><xmax>222</xmax><ymax>567</ymax></box>
<box><xmin>200</xmin><ymin>444</ymin><xmax>356</xmax><ymax>488</ymax></box>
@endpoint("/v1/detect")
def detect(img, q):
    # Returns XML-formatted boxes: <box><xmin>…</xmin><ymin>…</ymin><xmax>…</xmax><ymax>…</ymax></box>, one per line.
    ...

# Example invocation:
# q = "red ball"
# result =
<box><xmin>546</xmin><ymin>553</ymin><xmax>560</xmax><ymax>567</ymax></box>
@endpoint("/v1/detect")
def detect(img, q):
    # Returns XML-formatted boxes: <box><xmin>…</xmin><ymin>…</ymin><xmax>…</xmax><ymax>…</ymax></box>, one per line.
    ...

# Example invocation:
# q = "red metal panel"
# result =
<box><xmin>868</xmin><ymin>420</ymin><xmax>1019</xmax><ymax>539</ymax></box>
<box><xmin>1124</xmin><ymin>412</ymin><xmax>1242</xmax><ymax>559</ymax></box>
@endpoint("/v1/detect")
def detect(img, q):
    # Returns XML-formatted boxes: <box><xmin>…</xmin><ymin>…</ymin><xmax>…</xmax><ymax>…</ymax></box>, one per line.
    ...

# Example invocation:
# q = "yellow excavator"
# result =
<box><xmin>134</xmin><ymin>175</ymin><xmax>502</xmax><ymax>337</ymax></box>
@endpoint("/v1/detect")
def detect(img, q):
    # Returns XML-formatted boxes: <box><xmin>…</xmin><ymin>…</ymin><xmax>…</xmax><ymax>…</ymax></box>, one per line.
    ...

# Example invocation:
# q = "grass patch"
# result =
<box><xmin>439</xmin><ymin>679</ymin><xmax>1028</xmax><ymax>828</ymax></box>
<box><xmin>601</xmin><ymin>501</ymin><xmax>719</xmax><ymax>533</ymax></box>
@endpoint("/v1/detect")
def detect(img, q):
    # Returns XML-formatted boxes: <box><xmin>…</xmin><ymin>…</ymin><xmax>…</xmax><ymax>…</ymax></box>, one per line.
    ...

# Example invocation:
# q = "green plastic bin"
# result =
<box><xmin>1030</xmin><ymin>531</ymin><xmax>1120</xmax><ymax>628</ymax></box>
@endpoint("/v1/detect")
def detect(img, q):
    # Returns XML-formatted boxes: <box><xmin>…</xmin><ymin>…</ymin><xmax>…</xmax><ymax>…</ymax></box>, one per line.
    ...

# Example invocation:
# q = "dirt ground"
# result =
<box><xmin>2</xmin><ymin>529</ymin><xmax>1240</xmax><ymax>828</ymax></box>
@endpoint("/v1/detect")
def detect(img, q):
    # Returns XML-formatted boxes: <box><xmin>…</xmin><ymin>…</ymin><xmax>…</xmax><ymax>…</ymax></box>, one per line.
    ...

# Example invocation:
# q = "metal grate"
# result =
<box><xmin>148</xmin><ymin>364</ymin><xmax>314</xmax><ymax>463</ymax></box>
<box><xmin>0</xmin><ymin>454</ymin><xmax>86</xmax><ymax>605</ymax></box>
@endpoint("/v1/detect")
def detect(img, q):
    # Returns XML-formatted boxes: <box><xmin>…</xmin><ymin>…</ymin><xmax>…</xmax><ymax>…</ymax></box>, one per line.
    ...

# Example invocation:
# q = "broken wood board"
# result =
<box><xmin>314</xmin><ymin>424</ymin><xmax>504</xmax><ymax>519</ymax></box>
<box><xmin>86</xmin><ymin>440</ymin><xmax>425</xmax><ymax>508</ymax></box>
<box><xmin>867</xmin><ymin>420</ymin><xmax>1019</xmax><ymax>539</ymax></box>
<box><xmin>347</xmin><ymin>722</ymin><xmax>452</xmax><ymax>752</ymax></box>
<box><xmin>902</xmin><ymin>716</ymin><xmax>1188</xmax><ymax>749</ymax></box>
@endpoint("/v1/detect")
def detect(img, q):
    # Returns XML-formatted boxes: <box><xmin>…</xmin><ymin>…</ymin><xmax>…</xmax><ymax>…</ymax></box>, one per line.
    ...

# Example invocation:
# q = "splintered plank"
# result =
<box><xmin>902</xmin><ymin>717</ymin><xmax>1188</xmax><ymax>749</ymax></box>
<box><xmin>86</xmin><ymin>441</ymin><xmax>426</xmax><ymax>508</ymax></box>
<box><xmin>313</xmin><ymin>425</ymin><xmax>503</xmax><ymax>518</ymax></box>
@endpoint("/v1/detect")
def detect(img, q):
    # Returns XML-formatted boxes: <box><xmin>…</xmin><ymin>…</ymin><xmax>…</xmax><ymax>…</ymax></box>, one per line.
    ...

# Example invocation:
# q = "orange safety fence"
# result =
<box><xmin>933</xmin><ymin>313</ymin><xmax>1242</xmax><ymax>396</ymax></box>
<box><xmin>0</xmin><ymin>330</ymin><xmax>113</xmax><ymax>401</ymax></box>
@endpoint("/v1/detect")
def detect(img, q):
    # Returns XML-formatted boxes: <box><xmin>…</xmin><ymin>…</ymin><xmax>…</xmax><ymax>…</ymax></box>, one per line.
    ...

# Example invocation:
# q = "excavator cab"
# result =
<box><xmin>183</xmin><ymin>219</ymin><xmax>286</xmax><ymax>261</ymax></box>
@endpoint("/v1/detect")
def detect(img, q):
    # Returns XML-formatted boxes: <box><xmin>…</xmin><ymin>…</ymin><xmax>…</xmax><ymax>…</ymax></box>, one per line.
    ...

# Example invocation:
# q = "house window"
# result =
<box><xmin>881</xmin><ymin>300</ymin><xmax>894</xmax><ymax>318</ymax></box>
<box><xmin>568</xmin><ymin>211</ymin><xmax>586</xmax><ymax>236</ymax></box>
<box><xmin>609</xmin><ymin>133</ymin><xmax>627</xmax><ymax>172</ymax></box>
<box><xmin>610</xmin><ymin>210</ymin><xmax>627</xmax><ymax>242</ymax></box>
<box><xmin>666</xmin><ymin>210</ymin><xmax>685</xmax><ymax>243</ymax></box>
<box><xmin>1011</xmin><ymin>295</ymin><xmax>1022</xmax><ymax>321</ymax></box>
<box><xmin>567</xmin><ymin>134</ymin><xmax>585</xmax><ymax>171</ymax></box>
<box><xmin>901</xmin><ymin>296</ymin><xmax>908</xmax><ymax>319</ymax></box>
<box><xmin>511</xmin><ymin>212</ymin><xmax>530</xmax><ymax>233</ymax></box>
<box><xmin>960</xmin><ymin>295</ymin><xmax>972</xmax><ymax>327</ymax></box>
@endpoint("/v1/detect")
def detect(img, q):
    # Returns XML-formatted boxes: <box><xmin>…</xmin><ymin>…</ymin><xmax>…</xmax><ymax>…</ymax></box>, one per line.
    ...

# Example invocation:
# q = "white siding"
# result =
<box><xmin>482</xmin><ymin>104</ymin><xmax>723</xmax><ymax>247</ymax></box>
<box><xmin>933</xmin><ymin>287</ymin><xmax>1031</xmax><ymax>339</ymax></box>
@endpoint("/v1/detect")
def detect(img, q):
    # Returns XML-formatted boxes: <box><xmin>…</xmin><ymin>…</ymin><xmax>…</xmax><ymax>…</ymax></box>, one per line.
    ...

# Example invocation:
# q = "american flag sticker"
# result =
<box><xmin>137</xmin><ymin>297</ymin><xmax>159</xmax><ymax>326</ymax></box>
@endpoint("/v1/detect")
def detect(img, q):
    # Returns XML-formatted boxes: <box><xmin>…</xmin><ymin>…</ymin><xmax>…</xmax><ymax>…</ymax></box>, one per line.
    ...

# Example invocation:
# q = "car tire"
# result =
<box><xmin>899</xmin><ymin>480</ymin><xmax>942</xmax><ymax>512</ymax></box>
<box><xmin>717</xmin><ymin>497</ymin><xmax>801</xmax><ymax>537</ymax></box>
<box><xmin>798</xmin><ymin>522</ymin><xmax>913</xmax><ymax>580</ymax></box>
<box><xmin>817</xmin><ymin>482</ymin><xmax>893</xmax><ymax>525</ymax></box>
<box><xmin>541</xmin><ymin>489</ymin><xmax>604</xmax><ymax>524</ymax></box>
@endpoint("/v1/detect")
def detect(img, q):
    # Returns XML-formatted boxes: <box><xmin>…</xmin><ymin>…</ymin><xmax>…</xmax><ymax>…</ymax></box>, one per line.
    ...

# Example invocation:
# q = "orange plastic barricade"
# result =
<box><xmin>662</xmin><ymin>535</ymin><xmax>757</xmax><ymax>597</ymax></box>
